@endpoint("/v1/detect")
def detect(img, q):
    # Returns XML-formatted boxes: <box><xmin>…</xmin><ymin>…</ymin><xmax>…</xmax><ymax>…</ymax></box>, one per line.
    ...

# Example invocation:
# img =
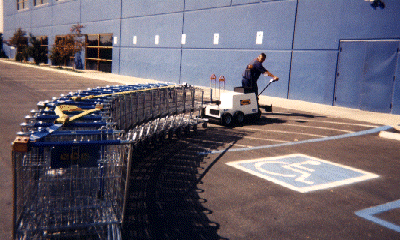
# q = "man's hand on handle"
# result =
<box><xmin>269</xmin><ymin>76</ymin><xmax>279</xmax><ymax>83</ymax></box>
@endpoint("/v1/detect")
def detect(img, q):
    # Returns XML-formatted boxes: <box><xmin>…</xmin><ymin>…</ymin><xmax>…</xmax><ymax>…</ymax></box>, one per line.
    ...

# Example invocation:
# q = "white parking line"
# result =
<box><xmin>288</xmin><ymin>118</ymin><xmax>380</xmax><ymax>128</ymax></box>
<box><xmin>356</xmin><ymin>199</ymin><xmax>400</xmax><ymax>232</ymax></box>
<box><xmin>243</xmin><ymin>136</ymin><xmax>289</xmax><ymax>143</ymax></box>
<box><xmin>242</xmin><ymin>127</ymin><xmax>328</xmax><ymax>138</ymax></box>
<box><xmin>200</xmin><ymin>126</ymin><xmax>392</xmax><ymax>155</ymax></box>
<box><xmin>283</xmin><ymin>123</ymin><xmax>354</xmax><ymax>133</ymax></box>
<box><xmin>234</xmin><ymin>144</ymin><xmax>254</xmax><ymax>148</ymax></box>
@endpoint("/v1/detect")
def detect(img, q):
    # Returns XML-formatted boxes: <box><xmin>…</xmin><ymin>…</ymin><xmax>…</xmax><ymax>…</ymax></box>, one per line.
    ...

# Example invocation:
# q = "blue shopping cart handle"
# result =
<box><xmin>31</xmin><ymin>139</ymin><xmax>122</xmax><ymax>147</ymax></box>
<box><xmin>30</xmin><ymin>124</ymin><xmax>63</xmax><ymax>141</ymax></box>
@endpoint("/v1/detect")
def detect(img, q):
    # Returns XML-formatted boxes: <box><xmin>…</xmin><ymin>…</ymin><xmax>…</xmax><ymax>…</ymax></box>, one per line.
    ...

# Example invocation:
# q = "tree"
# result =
<box><xmin>27</xmin><ymin>34</ymin><xmax>48</xmax><ymax>65</ymax></box>
<box><xmin>50</xmin><ymin>24</ymin><xmax>87</xmax><ymax>68</ymax></box>
<box><xmin>9</xmin><ymin>28</ymin><xmax>28</xmax><ymax>62</ymax></box>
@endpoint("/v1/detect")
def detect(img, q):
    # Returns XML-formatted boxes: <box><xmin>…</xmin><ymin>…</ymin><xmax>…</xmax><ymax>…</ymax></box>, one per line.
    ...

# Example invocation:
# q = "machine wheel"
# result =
<box><xmin>221</xmin><ymin>112</ymin><xmax>233</xmax><ymax>126</ymax></box>
<box><xmin>234</xmin><ymin>111</ymin><xmax>245</xmax><ymax>125</ymax></box>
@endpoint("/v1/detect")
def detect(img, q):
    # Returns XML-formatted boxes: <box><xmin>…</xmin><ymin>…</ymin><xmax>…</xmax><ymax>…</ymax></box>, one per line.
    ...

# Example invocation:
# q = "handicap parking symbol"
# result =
<box><xmin>226</xmin><ymin>154</ymin><xmax>379</xmax><ymax>193</ymax></box>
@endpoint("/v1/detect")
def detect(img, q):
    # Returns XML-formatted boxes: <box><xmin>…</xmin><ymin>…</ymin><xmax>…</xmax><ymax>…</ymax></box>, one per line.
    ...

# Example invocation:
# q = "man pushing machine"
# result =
<box><xmin>242</xmin><ymin>53</ymin><xmax>279</xmax><ymax>95</ymax></box>
<box><xmin>203</xmin><ymin>53</ymin><xmax>280</xmax><ymax>126</ymax></box>
<box><xmin>239</xmin><ymin>53</ymin><xmax>279</xmax><ymax>112</ymax></box>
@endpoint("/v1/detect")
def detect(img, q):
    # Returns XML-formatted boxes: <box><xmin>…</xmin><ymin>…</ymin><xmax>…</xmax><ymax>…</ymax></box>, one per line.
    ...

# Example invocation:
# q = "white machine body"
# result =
<box><xmin>204</xmin><ymin>92</ymin><xmax>258</xmax><ymax>119</ymax></box>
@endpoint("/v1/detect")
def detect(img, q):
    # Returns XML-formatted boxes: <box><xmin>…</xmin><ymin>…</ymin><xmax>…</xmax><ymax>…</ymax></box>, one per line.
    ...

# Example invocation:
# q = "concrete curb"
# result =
<box><xmin>379</xmin><ymin>131</ymin><xmax>400</xmax><ymax>141</ymax></box>
<box><xmin>379</xmin><ymin>126</ymin><xmax>400</xmax><ymax>141</ymax></box>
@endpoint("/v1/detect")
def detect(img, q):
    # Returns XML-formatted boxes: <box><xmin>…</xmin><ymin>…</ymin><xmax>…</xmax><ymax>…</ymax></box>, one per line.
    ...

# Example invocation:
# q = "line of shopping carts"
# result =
<box><xmin>12</xmin><ymin>82</ymin><xmax>206</xmax><ymax>239</ymax></box>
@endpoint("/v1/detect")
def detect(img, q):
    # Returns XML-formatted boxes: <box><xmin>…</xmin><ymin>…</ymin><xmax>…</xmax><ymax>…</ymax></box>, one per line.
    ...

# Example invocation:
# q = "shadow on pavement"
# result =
<box><xmin>265</xmin><ymin>110</ymin><xmax>326</xmax><ymax>119</ymax></box>
<box><xmin>253</xmin><ymin>109</ymin><xmax>328</xmax><ymax>125</ymax></box>
<box><xmin>122</xmin><ymin>128</ymin><xmax>239</xmax><ymax>240</ymax></box>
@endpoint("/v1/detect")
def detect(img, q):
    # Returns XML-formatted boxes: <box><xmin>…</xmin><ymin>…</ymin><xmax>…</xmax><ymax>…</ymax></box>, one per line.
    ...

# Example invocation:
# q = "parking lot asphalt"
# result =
<box><xmin>1</xmin><ymin>59</ymin><xmax>400</xmax><ymax>239</ymax></box>
<box><xmin>195</xmin><ymin>113</ymin><xmax>400</xmax><ymax>239</ymax></box>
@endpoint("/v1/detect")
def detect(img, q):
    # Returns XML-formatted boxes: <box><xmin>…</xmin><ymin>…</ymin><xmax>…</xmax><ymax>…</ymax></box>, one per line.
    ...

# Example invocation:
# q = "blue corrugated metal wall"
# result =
<box><xmin>292</xmin><ymin>0</ymin><xmax>400</xmax><ymax>111</ymax></box>
<box><xmin>394</xmin><ymin>53</ymin><xmax>400</xmax><ymax>114</ymax></box>
<box><xmin>334</xmin><ymin>40</ymin><xmax>399</xmax><ymax>113</ymax></box>
<box><xmin>3</xmin><ymin>0</ymin><xmax>400</xmax><ymax>114</ymax></box>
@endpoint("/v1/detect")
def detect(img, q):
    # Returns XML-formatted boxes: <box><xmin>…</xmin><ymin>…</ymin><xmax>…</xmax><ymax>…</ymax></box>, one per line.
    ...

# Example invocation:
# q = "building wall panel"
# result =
<box><xmin>112</xmin><ymin>46</ymin><xmax>120</xmax><ymax>74</ymax></box>
<box><xmin>4</xmin><ymin>0</ymin><xmax>18</xmax><ymax>16</ymax></box>
<box><xmin>30</xmin><ymin>25</ymin><xmax>53</xmax><ymax>39</ymax></box>
<box><xmin>3</xmin><ymin>14</ymin><xmax>16</xmax><ymax>39</ymax></box>
<box><xmin>81</xmin><ymin>0</ymin><xmax>121</xmax><ymax>23</ymax></box>
<box><xmin>51</xmin><ymin>24</ymin><xmax>77</xmax><ymax>37</ymax></box>
<box><xmin>183</xmin><ymin>2</ymin><xmax>296</xmax><ymax>50</ymax></box>
<box><xmin>122</xmin><ymin>0</ymin><xmax>184</xmax><ymax>18</ymax></box>
<box><xmin>334</xmin><ymin>40</ymin><xmax>399</xmax><ymax>113</ymax></box>
<box><xmin>294</xmin><ymin>0</ymin><xmax>400</xmax><ymax>50</ymax></box>
<box><xmin>31</xmin><ymin>5</ymin><xmax>53</xmax><ymax>28</ymax></box>
<box><xmin>52</xmin><ymin>0</ymin><xmax>80</xmax><ymax>26</ymax></box>
<box><xmin>184</xmin><ymin>0</ymin><xmax>231</xmax><ymax>11</ymax></box>
<box><xmin>232</xmin><ymin>0</ymin><xmax>259</xmax><ymax>5</ymax></box>
<box><xmin>13</xmin><ymin>10</ymin><xmax>31</xmax><ymax>31</ymax></box>
<box><xmin>119</xmin><ymin>48</ymin><xmax>182</xmax><ymax>83</ymax></box>
<box><xmin>289</xmin><ymin>51</ymin><xmax>338</xmax><ymax>104</ymax></box>
<box><xmin>120</xmin><ymin>13</ymin><xmax>183</xmax><ymax>48</ymax></box>
<box><xmin>339</xmin><ymin>0</ymin><xmax>400</xmax><ymax>40</ymax></box>
<box><xmin>392</xmin><ymin>53</ymin><xmax>400</xmax><ymax>114</ymax></box>
<box><xmin>293</xmin><ymin>0</ymin><xmax>341</xmax><ymax>50</ymax></box>
<box><xmin>83</xmin><ymin>19</ymin><xmax>121</xmax><ymax>36</ymax></box>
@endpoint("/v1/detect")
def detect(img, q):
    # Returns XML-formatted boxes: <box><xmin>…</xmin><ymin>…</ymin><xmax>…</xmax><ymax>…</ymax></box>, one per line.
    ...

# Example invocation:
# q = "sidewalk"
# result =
<box><xmin>259</xmin><ymin>95</ymin><xmax>400</xmax><ymax>128</ymax></box>
<box><xmin>2</xmin><ymin>59</ymin><xmax>400</xmax><ymax>128</ymax></box>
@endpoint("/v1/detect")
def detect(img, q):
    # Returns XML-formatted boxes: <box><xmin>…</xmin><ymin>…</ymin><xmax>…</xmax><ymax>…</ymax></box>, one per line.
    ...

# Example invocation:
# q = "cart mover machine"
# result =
<box><xmin>202</xmin><ymin>78</ymin><xmax>277</xmax><ymax>126</ymax></box>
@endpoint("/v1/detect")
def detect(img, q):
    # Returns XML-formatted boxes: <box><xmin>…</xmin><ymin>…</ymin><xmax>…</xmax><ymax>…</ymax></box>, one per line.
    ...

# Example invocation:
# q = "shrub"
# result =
<box><xmin>27</xmin><ymin>34</ymin><xmax>48</xmax><ymax>65</ymax></box>
<box><xmin>0</xmin><ymin>33</ymin><xmax>8</xmax><ymax>58</ymax></box>
<box><xmin>50</xmin><ymin>24</ymin><xmax>87</xmax><ymax>68</ymax></box>
<box><xmin>9</xmin><ymin>28</ymin><xmax>28</xmax><ymax>62</ymax></box>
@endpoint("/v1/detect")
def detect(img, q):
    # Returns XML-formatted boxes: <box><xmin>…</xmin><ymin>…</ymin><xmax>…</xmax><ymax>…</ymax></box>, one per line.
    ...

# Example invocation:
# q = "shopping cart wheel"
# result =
<box><xmin>150</xmin><ymin>134</ymin><xmax>158</xmax><ymax>146</ymax></box>
<box><xmin>168</xmin><ymin>129</ymin><xmax>174</xmax><ymax>140</ymax></box>
<box><xmin>192</xmin><ymin>124</ymin><xmax>198</xmax><ymax>134</ymax></box>
<box><xmin>132</xmin><ymin>143</ymin><xmax>140</xmax><ymax>156</ymax></box>
<box><xmin>184</xmin><ymin>125</ymin><xmax>191</xmax><ymax>136</ymax></box>
<box><xmin>158</xmin><ymin>131</ymin><xmax>166</xmax><ymax>143</ymax></box>
<box><xmin>176</xmin><ymin>126</ymin><xmax>184</xmax><ymax>139</ymax></box>
<box><xmin>142</xmin><ymin>138</ymin><xmax>150</xmax><ymax>148</ymax></box>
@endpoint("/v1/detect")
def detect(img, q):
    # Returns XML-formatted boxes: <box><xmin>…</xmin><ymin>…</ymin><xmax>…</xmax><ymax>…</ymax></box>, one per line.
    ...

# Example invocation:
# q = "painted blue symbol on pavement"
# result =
<box><xmin>226</xmin><ymin>154</ymin><xmax>379</xmax><ymax>193</ymax></box>
<box><xmin>356</xmin><ymin>199</ymin><xmax>400</xmax><ymax>233</ymax></box>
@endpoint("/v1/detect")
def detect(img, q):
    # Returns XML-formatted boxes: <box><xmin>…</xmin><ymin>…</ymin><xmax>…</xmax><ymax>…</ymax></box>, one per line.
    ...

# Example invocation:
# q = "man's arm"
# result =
<box><xmin>264</xmin><ymin>70</ymin><xmax>279</xmax><ymax>81</ymax></box>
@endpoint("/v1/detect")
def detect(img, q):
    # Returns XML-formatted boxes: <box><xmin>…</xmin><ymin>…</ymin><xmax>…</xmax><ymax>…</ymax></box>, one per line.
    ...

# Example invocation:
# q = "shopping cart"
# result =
<box><xmin>12</xmin><ymin>135</ymin><xmax>127</xmax><ymax>239</ymax></box>
<box><xmin>12</xmin><ymin>82</ymin><xmax>206</xmax><ymax>239</ymax></box>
